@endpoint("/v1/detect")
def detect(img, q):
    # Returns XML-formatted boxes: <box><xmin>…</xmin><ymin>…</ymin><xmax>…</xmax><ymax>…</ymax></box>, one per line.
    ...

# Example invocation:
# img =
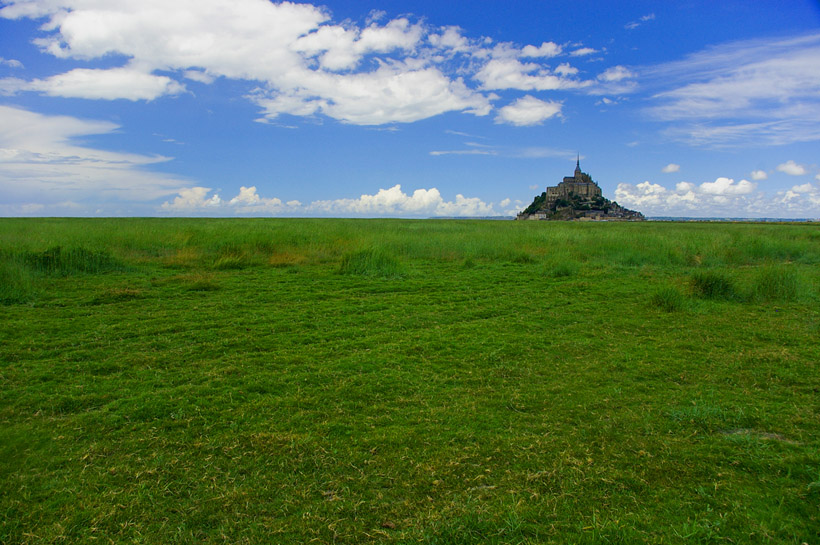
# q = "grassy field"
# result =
<box><xmin>1</xmin><ymin>218</ymin><xmax>819</xmax><ymax>544</ymax></box>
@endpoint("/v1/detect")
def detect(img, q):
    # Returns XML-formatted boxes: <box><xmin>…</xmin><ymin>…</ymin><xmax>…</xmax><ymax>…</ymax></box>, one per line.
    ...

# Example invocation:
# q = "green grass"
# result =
<box><xmin>650</xmin><ymin>285</ymin><xmax>686</xmax><ymax>312</ymax></box>
<box><xmin>749</xmin><ymin>264</ymin><xmax>804</xmax><ymax>302</ymax></box>
<box><xmin>339</xmin><ymin>247</ymin><xmax>406</xmax><ymax>278</ymax></box>
<box><xmin>689</xmin><ymin>269</ymin><xmax>738</xmax><ymax>300</ymax></box>
<box><xmin>0</xmin><ymin>218</ymin><xmax>818</xmax><ymax>544</ymax></box>
<box><xmin>0</xmin><ymin>259</ymin><xmax>36</xmax><ymax>304</ymax></box>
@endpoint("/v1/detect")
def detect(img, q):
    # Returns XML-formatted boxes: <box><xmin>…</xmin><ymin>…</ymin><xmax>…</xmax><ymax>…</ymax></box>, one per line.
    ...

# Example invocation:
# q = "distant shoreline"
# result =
<box><xmin>435</xmin><ymin>216</ymin><xmax>819</xmax><ymax>222</ymax></box>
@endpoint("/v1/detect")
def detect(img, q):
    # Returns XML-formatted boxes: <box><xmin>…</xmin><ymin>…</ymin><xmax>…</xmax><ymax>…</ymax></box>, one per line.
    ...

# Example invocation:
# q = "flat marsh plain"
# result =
<box><xmin>1</xmin><ymin>218</ymin><xmax>819</xmax><ymax>544</ymax></box>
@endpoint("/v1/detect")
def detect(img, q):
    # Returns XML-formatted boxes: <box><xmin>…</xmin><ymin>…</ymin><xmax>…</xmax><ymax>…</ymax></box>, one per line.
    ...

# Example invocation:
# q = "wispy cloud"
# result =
<box><xmin>0</xmin><ymin>105</ymin><xmax>187</xmax><ymax>207</ymax></box>
<box><xmin>429</xmin><ymin>149</ymin><xmax>497</xmax><ymax>156</ymax></box>
<box><xmin>0</xmin><ymin>57</ymin><xmax>23</xmax><ymax>68</ymax></box>
<box><xmin>625</xmin><ymin>13</ymin><xmax>655</xmax><ymax>30</ymax></box>
<box><xmin>445</xmin><ymin>129</ymin><xmax>485</xmax><ymax>138</ymax></box>
<box><xmin>645</xmin><ymin>32</ymin><xmax>820</xmax><ymax>146</ymax></box>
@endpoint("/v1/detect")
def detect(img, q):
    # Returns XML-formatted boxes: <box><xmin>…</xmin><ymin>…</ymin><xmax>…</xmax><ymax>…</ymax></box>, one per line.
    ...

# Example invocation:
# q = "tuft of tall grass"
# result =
<box><xmin>690</xmin><ymin>270</ymin><xmax>737</xmax><ymax>300</ymax></box>
<box><xmin>186</xmin><ymin>273</ymin><xmax>220</xmax><ymax>291</ymax></box>
<box><xmin>90</xmin><ymin>287</ymin><xmax>144</xmax><ymax>305</ymax></box>
<box><xmin>650</xmin><ymin>286</ymin><xmax>686</xmax><ymax>312</ymax></box>
<box><xmin>0</xmin><ymin>259</ymin><xmax>36</xmax><ymax>304</ymax></box>
<box><xmin>212</xmin><ymin>254</ymin><xmax>248</xmax><ymax>270</ymax></box>
<box><xmin>749</xmin><ymin>265</ymin><xmax>802</xmax><ymax>302</ymax></box>
<box><xmin>509</xmin><ymin>251</ymin><xmax>537</xmax><ymax>264</ymax></box>
<box><xmin>338</xmin><ymin>247</ymin><xmax>405</xmax><ymax>278</ymax></box>
<box><xmin>544</xmin><ymin>259</ymin><xmax>579</xmax><ymax>278</ymax></box>
<box><xmin>23</xmin><ymin>246</ymin><xmax>124</xmax><ymax>276</ymax></box>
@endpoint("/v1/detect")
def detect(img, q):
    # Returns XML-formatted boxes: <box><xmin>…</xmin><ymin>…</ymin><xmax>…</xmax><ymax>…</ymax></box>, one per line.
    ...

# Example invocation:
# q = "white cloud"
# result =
<box><xmin>366</xmin><ymin>10</ymin><xmax>386</xmax><ymax>25</ymax></box>
<box><xmin>429</xmin><ymin>149</ymin><xmax>496</xmax><ymax>156</ymax></box>
<box><xmin>699</xmin><ymin>177</ymin><xmax>756</xmax><ymax>195</ymax></box>
<box><xmin>0</xmin><ymin>0</ymin><xmax>490</xmax><ymax>125</ymax></box>
<box><xmin>590</xmin><ymin>65</ymin><xmax>637</xmax><ymax>95</ymax></box>
<box><xmin>779</xmin><ymin>182</ymin><xmax>820</xmax><ymax>210</ymax></box>
<box><xmin>161</xmin><ymin>184</ymin><xmax>502</xmax><ymax>217</ymax></box>
<box><xmin>0</xmin><ymin>57</ymin><xmax>23</xmax><ymax>68</ymax></box>
<box><xmin>751</xmin><ymin>169</ymin><xmax>768</xmax><ymax>180</ymax></box>
<box><xmin>661</xmin><ymin>163</ymin><xmax>680</xmax><ymax>173</ymax></box>
<box><xmin>646</xmin><ymin>32</ymin><xmax>820</xmax><ymax>146</ymax></box>
<box><xmin>512</xmin><ymin>147</ymin><xmax>575</xmax><ymax>159</ymax></box>
<box><xmin>495</xmin><ymin>96</ymin><xmax>562</xmax><ymax>126</ymax></box>
<box><xmin>520</xmin><ymin>42</ymin><xmax>561</xmax><ymax>58</ymax></box>
<box><xmin>0</xmin><ymin>105</ymin><xmax>188</xmax><ymax>206</ymax></box>
<box><xmin>625</xmin><ymin>13</ymin><xmax>655</xmax><ymax>30</ymax></box>
<box><xmin>29</xmin><ymin>67</ymin><xmax>186</xmax><ymax>100</ymax></box>
<box><xmin>428</xmin><ymin>26</ymin><xmax>471</xmax><ymax>53</ymax></box>
<box><xmin>554</xmin><ymin>63</ymin><xmax>578</xmax><ymax>76</ymax></box>
<box><xmin>227</xmin><ymin>185</ymin><xmax>301</xmax><ymax>213</ymax></box>
<box><xmin>0</xmin><ymin>0</ymin><xmax>631</xmax><ymax>126</ymax></box>
<box><xmin>789</xmin><ymin>183</ymin><xmax>814</xmax><ymax>193</ymax></box>
<box><xmin>309</xmin><ymin>185</ymin><xmax>496</xmax><ymax>216</ymax></box>
<box><xmin>570</xmin><ymin>47</ymin><xmax>597</xmax><ymax>57</ymax></box>
<box><xmin>474</xmin><ymin>58</ymin><xmax>588</xmax><ymax>91</ymax></box>
<box><xmin>161</xmin><ymin>187</ymin><xmax>222</xmax><ymax>210</ymax></box>
<box><xmin>184</xmin><ymin>70</ymin><xmax>215</xmax><ymax>84</ymax></box>
<box><xmin>776</xmin><ymin>160</ymin><xmax>807</xmax><ymax>176</ymax></box>
<box><xmin>598</xmin><ymin>65</ymin><xmax>633</xmax><ymax>82</ymax></box>
<box><xmin>610</xmin><ymin>176</ymin><xmax>820</xmax><ymax>218</ymax></box>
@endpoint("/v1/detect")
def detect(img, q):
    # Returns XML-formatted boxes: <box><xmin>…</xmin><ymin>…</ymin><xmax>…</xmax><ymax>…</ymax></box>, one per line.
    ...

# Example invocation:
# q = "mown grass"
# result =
<box><xmin>0</xmin><ymin>218</ymin><xmax>818</xmax><ymax>544</ymax></box>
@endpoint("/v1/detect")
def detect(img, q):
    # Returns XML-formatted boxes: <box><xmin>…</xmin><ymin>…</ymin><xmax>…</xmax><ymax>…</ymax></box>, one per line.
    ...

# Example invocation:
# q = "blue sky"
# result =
<box><xmin>1</xmin><ymin>0</ymin><xmax>819</xmax><ymax>218</ymax></box>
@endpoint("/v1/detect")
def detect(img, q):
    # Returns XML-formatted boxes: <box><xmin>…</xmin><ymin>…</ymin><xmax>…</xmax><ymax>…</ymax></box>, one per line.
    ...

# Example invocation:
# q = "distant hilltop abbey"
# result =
<box><xmin>517</xmin><ymin>157</ymin><xmax>644</xmax><ymax>221</ymax></box>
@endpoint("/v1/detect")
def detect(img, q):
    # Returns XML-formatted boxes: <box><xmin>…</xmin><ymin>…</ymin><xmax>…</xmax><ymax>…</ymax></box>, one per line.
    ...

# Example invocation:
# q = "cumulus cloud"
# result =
<box><xmin>554</xmin><ymin>63</ymin><xmax>578</xmax><ymax>76</ymax></box>
<box><xmin>427</xmin><ymin>26</ymin><xmax>472</xmax><ymax>53</ymax></box>
<box><xmin>474</xmin><ymin>58</ymin><xmax>589</xmax><ymax>91</ymax></box>
<box><xmin>699</xmin><ymin>177</ymin><xmax>756</xmax><ymax>195</ymax></box>
<box><xmin>309</xmin><ymin>185</ymin><xmax>497</xmax><ymax>216</ymax></box>
<box><xmin>0</xmin><ymin>0</ymin><xmax>611</xmax><ymax>126</ymax></box>
<box><xmin>0</xmin><ymin>0</ymin><xmax>491</xmax><ymax>125</ymax></box>
<box><xmin>27</xmin><ymin>67</ymin><xmax>186</xmax><ymax>100</ymax></box>
<box><xmin>776</xmin><ymin>160</ymin><xmax>807</xmax><ymax>176</ymax></box>
<box><xmin>161</xmin><ymin>187</ymin><xmax>222</xmax><ymax>210</ymax></box>
<box><xmin>661</xmin><ymin>163</ymin><xmax>680</xmax><ymax>173</ymax></box>
<box><xmin>589</xmin><ymin>65</ymin><xmax>637</xmax><ymax>95</ymax></box>
<box><xmin>495</xmin><ymin>96</ymin><xmax>562</xmax><ymax>126</ymax></box>
<box><xmin>160</xmin><ymin>184</ymin><xmax>503</xmax><ymax>217</ymax></box>
<box><xmin>610</xmin><ymin>176</ymin><xmax>820</xmax><ymax>218</ymax></box>
<box><xmin>520</xmin><ymin>42</ymin><xmax>562</xmax><ymax>58</ymax></box>
<box><xmin>598</xmin><ymin>65</ymin><xmax>633</xmax><ymax>82</ymax></box>
<box><xmin>779</xmin><ymin>182</ymin><xmax>820</xmax><ymax>210</ymax></box>
<box><xmin>0</xmin><ymin>105</ymin><xmax>187</xmax><ymax>206</ymax></box>
<box><xmin>646</xmin><ymin>32</ymin><xmax>820</xmax><ymax>146</ymax></box>
<box><xmin>751</xmin><ymin>169</ymin><xmax>768</xmax><ymax>180</ymax></box>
